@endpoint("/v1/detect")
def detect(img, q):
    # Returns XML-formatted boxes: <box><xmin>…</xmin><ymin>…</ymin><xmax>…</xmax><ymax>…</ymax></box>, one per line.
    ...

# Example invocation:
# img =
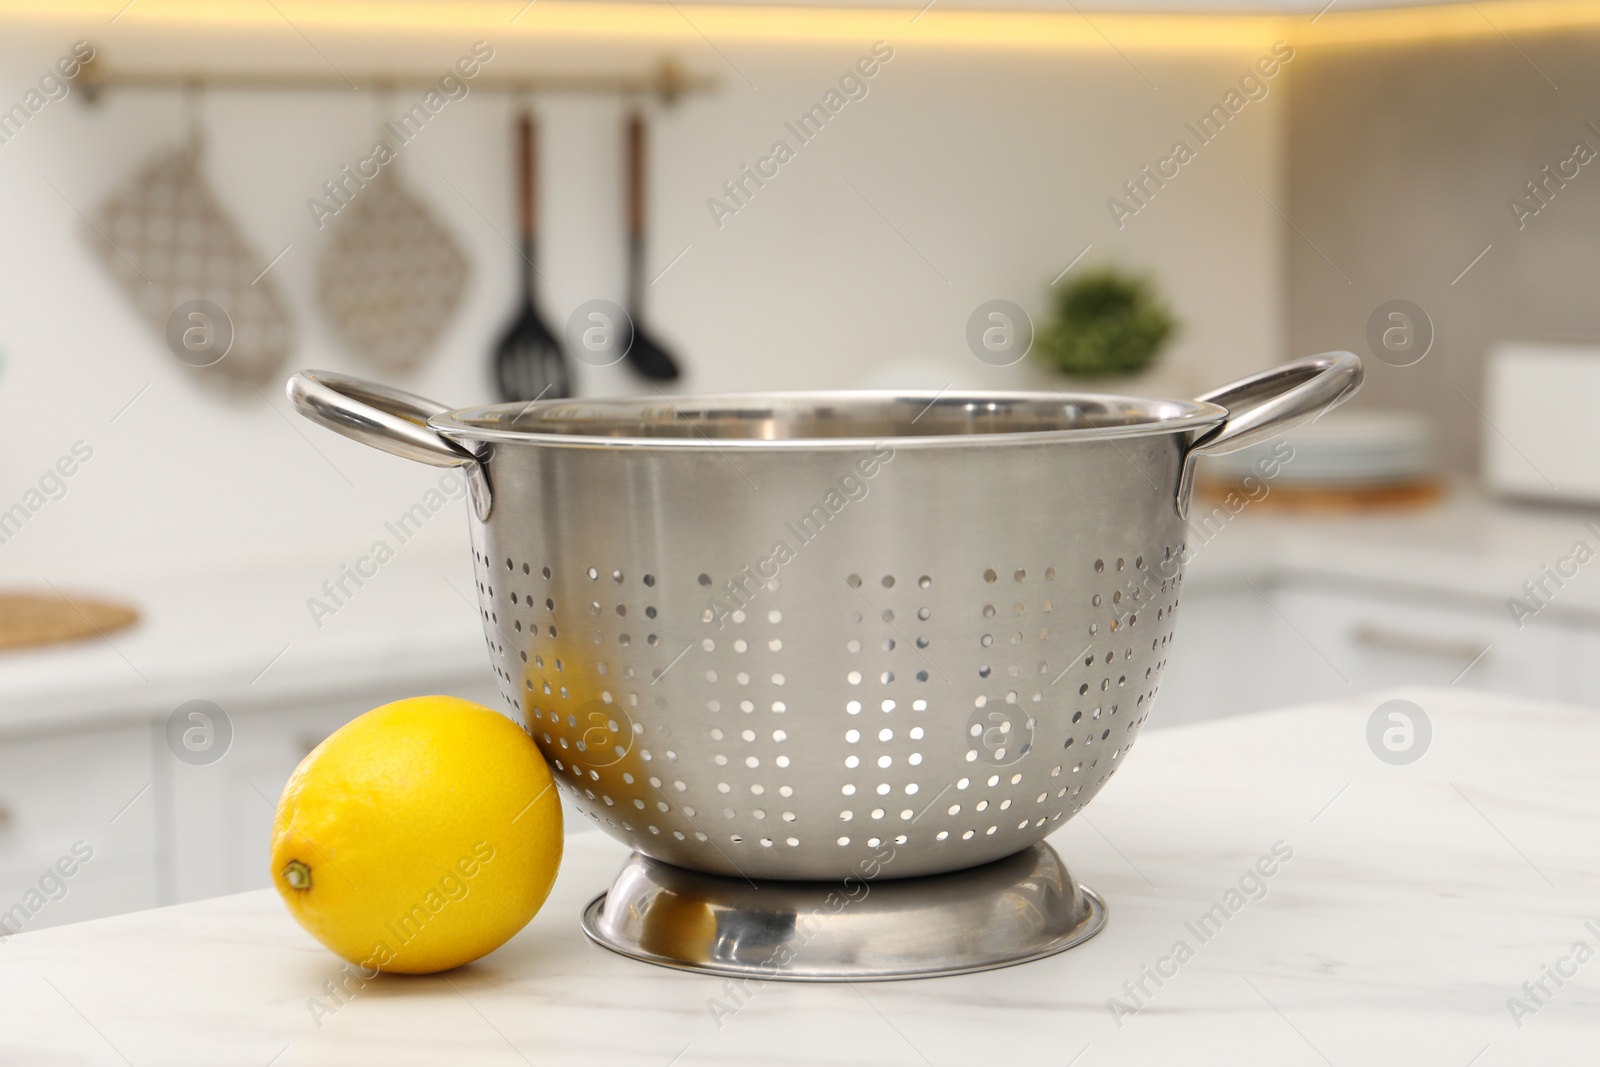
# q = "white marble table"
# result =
<box><xmin>4</xmin><ymin>687</ymin><xmax>1596</xmax><ymax>1065</ymax></box>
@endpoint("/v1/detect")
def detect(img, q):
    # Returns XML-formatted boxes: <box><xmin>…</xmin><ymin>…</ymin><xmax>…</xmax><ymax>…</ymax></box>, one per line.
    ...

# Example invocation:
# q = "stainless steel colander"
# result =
<box><xmin>288</xmin><ymin>353</ymin><xmax>1358</xmax><ymax>886</ymax></box>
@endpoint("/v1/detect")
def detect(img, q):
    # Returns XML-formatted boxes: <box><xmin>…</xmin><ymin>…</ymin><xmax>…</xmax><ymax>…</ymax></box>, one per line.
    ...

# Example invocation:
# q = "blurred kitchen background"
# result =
<box><xmin>3</xmin><ymin>0</ymin><xmax>1600</xmax><ymax>929</ymax></box>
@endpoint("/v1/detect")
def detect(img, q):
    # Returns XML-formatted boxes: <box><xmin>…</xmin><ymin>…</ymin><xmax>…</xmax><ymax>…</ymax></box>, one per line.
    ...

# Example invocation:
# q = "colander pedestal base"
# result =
<box><xmin>579</xmin><ymin>841</ymin><xmax>1106</xmax><ymax>981</ymax></box>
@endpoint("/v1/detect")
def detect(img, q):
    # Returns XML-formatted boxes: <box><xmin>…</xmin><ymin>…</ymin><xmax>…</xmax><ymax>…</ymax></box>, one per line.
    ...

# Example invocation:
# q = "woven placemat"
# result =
<box><xmin>0</xmin><ymin>592</ymin><xmax>140</xmax><ymax>652</ymax></box>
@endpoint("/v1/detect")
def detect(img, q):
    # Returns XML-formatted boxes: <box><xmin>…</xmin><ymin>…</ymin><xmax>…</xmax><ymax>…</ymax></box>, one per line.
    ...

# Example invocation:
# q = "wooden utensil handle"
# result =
<box><xmin>627</xmin><ymin>111</ymin><xmax>645</xmax><ymax>237</ymax></box>
<box><xmin>518</xmin><ymin>113</ymin><xmax>536</xmax><ymax>242</ymax></box>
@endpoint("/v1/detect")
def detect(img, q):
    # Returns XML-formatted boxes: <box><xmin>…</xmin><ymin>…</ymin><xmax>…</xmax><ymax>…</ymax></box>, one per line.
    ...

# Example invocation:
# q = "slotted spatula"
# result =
<box><xmin>493</xmin><ymin>112</ymin><xmax>569</xmax><ymax>402</ymax></box>
<box><xmin>623</xmin><ymin>111</ymin><xmax>682</xmax><ymax>381</ymax></box>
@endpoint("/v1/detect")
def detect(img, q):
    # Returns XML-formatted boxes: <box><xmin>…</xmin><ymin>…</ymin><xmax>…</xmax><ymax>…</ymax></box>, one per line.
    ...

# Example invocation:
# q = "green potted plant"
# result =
<box><xmin>1035</xmin><ymin>267</ymin><xmax>1176</xmax><ymax>380</ymax></box>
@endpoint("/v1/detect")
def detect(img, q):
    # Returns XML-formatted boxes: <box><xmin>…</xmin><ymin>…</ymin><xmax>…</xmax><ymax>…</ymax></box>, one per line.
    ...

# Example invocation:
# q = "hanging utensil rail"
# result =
<box><xmin>70</xmin><ymin>50</ymin><xmax>716</xmax><ymax>105</ymax></box>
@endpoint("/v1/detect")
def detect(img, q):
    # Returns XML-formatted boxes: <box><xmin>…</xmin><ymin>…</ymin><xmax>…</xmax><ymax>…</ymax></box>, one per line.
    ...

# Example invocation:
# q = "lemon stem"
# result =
<box><xmin>283</xmin><ymin>859</ymin><xmax>313</xmax><ymax>890</ymax></box>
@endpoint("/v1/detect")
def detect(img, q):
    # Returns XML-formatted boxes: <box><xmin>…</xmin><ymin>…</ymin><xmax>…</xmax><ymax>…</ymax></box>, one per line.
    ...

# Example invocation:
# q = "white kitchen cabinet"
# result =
<box><xmin>1154</xmin><ymin>588</ymin><xmax>1280</xmax><ymax>726</ymax></box>
<box><xmin>0</xmin><ymin>860</ymin><xmax>159</xmax><ymax>932</ymax></box>
<box><xmin>1267</xmin><ymin>583</ymin><xmax>1574</xmax><ymax>704</ymax></box>
<box><xmin>3</xmin><ymin>561</ymin><xmax>1592</xmax><ymax>933</ymax></box>
<box><xmin>160</xmin><ymin>678</ymin><xmax>503</xmax><ymax>905</ymax></box>
<box><xmin>160</xmin><ymin>699</ymin><xmax>353</xmax><ymax>905</ymax></box>
<box><xmin>0</xmin><ymin>725</ymin><xmax>159</xmax><ymax>935</ymax></box>
<box><xmin>1567</xmin><ymin>625</ymin><xmax>1600</xmax><ymax>708</ymax></box>
<box><xmin>0</xmin><ymin>676</ymin><xmax>512</xmax><ymax>930</ymax></box>
<box><xmin>1154</xmin><ymin>579</ymin><xmax>1588</xmax><ymax>728</ymax></box>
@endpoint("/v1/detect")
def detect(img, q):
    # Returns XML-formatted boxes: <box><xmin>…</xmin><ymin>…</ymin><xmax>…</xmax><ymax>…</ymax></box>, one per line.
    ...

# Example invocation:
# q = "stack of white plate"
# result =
<box><xmin>1199</xmin><ymin>410</ymin><xmax>1434</xmax><ymax>488</ymax></box>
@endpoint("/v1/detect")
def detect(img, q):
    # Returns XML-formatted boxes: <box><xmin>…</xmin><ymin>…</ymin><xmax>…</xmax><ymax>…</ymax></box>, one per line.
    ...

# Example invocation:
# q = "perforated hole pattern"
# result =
<box><xmin>471</xmin><ymin>544</ymin><xmax>1183</xmax><ymax>879</ymax></box>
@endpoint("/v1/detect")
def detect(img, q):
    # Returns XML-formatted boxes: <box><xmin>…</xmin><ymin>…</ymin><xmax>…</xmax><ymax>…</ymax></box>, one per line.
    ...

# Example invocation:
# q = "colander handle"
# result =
<box><xmin>285</xmin><ymin>370</ymin><xmax>492</xmax><ymax>520</ymax></box>
<box><xmin>1178</xmin><ymin>351</ymin><xmax>1363</xmax><ymax>518</ymax></box>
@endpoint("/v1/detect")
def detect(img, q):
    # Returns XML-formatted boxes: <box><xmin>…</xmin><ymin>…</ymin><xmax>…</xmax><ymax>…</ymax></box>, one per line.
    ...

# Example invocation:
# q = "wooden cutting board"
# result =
<box><xmin>1197</xmin><ymin>478</ymin><xmax>1444</xmax><ymax>513</ymax></box>
<box><xmin>0</xmin><ymin>592</ymin><xmax>140</xmax><ymax>652</ymax></box>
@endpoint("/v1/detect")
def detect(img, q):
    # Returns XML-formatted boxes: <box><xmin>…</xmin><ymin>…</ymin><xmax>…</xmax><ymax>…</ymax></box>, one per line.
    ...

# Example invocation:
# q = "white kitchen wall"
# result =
<box><xmin>0</xmin><ymin>25</ymin><xmax>1286</xmax><ymax>580</ymax></box>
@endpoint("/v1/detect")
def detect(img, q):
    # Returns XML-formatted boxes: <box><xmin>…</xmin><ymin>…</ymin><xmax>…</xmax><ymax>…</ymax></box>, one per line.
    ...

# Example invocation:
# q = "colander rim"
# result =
<box><xmin>428</xmin><ymin>389</ymin><xmax>1229</xmax><ymax>450</ymax></box>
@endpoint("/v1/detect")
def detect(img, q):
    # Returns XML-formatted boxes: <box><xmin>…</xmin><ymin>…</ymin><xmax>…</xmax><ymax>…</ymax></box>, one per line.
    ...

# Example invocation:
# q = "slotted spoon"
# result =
<box><xmin>622</xmin><ymin>111</ymin><xmax>681</xmax><ymax>381</ymax></box>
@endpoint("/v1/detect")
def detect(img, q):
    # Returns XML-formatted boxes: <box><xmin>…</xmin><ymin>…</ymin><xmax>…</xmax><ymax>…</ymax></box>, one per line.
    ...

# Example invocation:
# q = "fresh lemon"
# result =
<box><xmin>270</xmin><ymin>695</ymin><xmax>563</xmax><ymax>975</ymax></box>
